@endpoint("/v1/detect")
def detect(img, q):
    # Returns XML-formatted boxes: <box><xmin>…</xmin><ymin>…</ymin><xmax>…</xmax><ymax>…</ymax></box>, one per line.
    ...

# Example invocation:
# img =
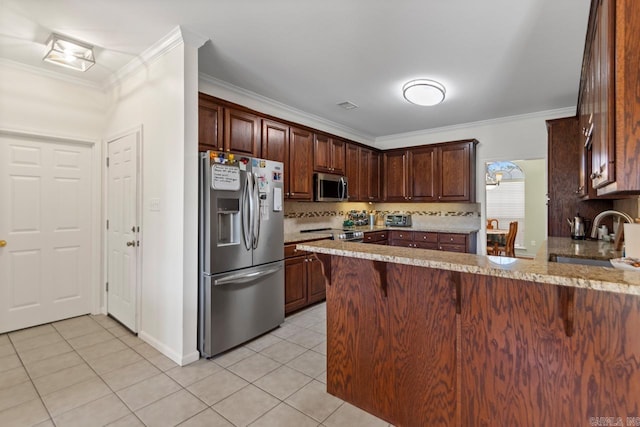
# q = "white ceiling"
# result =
<box><xmin>0</xmin><ymin>0</ymin><xmax>590</xmax><ymax>138</ymax></box>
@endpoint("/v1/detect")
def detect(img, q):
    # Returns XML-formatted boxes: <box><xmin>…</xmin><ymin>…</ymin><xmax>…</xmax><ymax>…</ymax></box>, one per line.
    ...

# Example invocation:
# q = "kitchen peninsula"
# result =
<box><xmin>297</xmin><ymin>238</ymin><xmax>640</xmax><ymax>426</ymax></box>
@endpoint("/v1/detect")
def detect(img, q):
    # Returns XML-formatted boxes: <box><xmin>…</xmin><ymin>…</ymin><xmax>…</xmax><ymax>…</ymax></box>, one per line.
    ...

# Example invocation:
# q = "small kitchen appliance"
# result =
<box><xmin>384</xmin><ymin>214</ymin><xmax>412</xmax><ymax>227</ymax></box>
<box><xmin>567</xmin><ymin>213</ymin><xmax>587</xmax><ymax>240</ymax></box>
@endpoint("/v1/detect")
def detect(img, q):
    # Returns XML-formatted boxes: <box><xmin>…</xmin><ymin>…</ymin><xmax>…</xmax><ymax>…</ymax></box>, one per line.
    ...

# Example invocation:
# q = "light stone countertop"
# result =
<box><xmin>284</xmin><ymin>225</ymin><xmax>479</xmax><ymax>244</ymax></box>
<box><xmin>296</xmin><ymin>237</ymin><xmax>640</xmax><ymax>296</ymax></box>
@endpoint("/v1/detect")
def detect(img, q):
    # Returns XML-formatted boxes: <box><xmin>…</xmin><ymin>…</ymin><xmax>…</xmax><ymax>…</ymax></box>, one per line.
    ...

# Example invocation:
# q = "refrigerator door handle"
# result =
<box><xmin>242</xmin><ymin>172</ymin><xmax>253</xmax><ymax>250</ymax></box>
<box><xmin>213</xmin><ymin>264</ymin><xmax>283</xmax><ymax>286</ymax></box>
<box><xmin>252</xmin><ymin>172</ymin><xmax>261</xmax><ymax>249</ymax></box>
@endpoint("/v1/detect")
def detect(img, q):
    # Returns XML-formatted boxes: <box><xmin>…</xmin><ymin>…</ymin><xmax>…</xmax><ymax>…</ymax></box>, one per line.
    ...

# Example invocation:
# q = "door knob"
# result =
<box><xmin>126</xmin><ymin>241</ymin><xmax>136</xmax><ymax>247</ymax></box>
<box><xmin>0</xmin><ymin>240</ymin><xmax>6</xmax><ymax>247</ymax></box>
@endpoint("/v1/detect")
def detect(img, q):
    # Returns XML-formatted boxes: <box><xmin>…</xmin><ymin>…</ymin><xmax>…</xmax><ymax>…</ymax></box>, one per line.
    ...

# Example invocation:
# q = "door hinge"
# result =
<box><xmin>106</xmin><ymin>282</ymin><xmax>109</xmax><ymax>292</ymax></box>
<box><xmin>106</xmin><ymin>157</ymin><xmax>109</xmax><ymax>167</ymax></box>
<box><xmin>106</xmin><ymin>220</ymin><xmax>109</xmax><ymax>230</ymax></box>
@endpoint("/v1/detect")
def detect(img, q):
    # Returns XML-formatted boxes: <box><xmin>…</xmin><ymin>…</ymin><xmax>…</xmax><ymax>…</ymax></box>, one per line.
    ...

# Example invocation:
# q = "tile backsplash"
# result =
<box><xmin>284</xmin><ymin>201</ymin><xmax>481</xmax><ymax>231</ymax></box>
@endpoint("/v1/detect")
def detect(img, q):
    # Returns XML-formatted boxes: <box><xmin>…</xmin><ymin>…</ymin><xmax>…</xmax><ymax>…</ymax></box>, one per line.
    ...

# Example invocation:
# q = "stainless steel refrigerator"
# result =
<box><xmin>199</xmin><ymin>152</ymin><xmax>285</xmax><ymax>358</ymax></box>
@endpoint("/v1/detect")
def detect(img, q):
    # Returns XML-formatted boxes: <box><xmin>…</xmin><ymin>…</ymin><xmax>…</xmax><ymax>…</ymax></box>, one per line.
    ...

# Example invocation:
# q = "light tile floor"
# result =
<box><xmin>0</xmin><ymin>302</ymin><xmax>392</xmax><ymax>427</ymax></box>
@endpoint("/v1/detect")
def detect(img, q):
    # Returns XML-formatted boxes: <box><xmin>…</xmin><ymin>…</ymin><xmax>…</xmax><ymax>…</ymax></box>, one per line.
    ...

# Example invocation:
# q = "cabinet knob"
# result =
<box><xmin>408</xmin><ymin>197</ymin><xmax>412</xmax><ymax>200</ymax></box>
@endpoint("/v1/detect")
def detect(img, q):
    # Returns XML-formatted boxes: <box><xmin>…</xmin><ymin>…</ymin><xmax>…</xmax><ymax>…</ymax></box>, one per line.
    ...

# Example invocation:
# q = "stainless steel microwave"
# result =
<box><xmin>314</xmin><ymin>173</ymin><xmax>348</xmax><ymax>202</ymax></box>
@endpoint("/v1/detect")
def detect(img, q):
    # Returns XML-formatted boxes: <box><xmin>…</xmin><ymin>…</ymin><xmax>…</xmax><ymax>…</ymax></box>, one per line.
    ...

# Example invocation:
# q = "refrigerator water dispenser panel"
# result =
<box><xmin>217</xmin><ymin>198</ymin><xmax>240</xmax><ymax>246</ymax></box>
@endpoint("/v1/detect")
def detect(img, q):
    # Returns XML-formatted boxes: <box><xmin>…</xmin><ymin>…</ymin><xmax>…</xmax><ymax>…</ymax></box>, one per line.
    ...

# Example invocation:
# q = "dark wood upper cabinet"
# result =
<box><xmin>313</xmin><ymin>134</ymin><xmax>345</xmax><ymax>174</ymax></box>
<box><xmin>438</xmin><ymin>141</ymin><xmax>474</xmax><ymax>202</ymax></box>
<box><xmin>262</xmin><ymin>119</ymin><xmax>289</xmax><ymax>195</ymax></box>
<box><xmin>410</xmin><ymin>146</ymin><xmax>437</xmax><ymax>202</ymax></box>
<box><xmin>578</xmin><ymin>0</ymin><xmax>640</xmax><ymax>195</ymax></box>
<box><xmin>384</xmin><ymin>140</ymin><xmax>476</xmax><ymax>202</ymax></box>
<box><xmin>358</xmin><ymin>147</ymin><xmax>381</xmax><ymax>202</ymax></box>
<box><xmin>345</xmin><ymin>143</ymin><xmax>360</xmax><ymax>201</ymax></box>
<box><xmin>383</xmin><ymin>151</ymin><xmax>407</xmax><ymax>201</ymax></box>
<box><xmin>198</xmin><ymin>94</ymin><xmax>223</xmax><ymax>152</ymax></box>
<box><xmin>368</xmin><ymin>150</ymin><xmax>381</xmax><ymax>201</ymax></box>
<box><xmin>546</xmin><ymin>117</ymin><xmax>613</xmax><ymax>238</ymax></box>
<box><xmin>288</xmin><ymin>127</ymin><xmax>313</xmax><ymax>200</ymax></box>
<box><xmin>224</xmin><ymin>108</ymin><xmax>261</xmax><ymax>157</ymax></box>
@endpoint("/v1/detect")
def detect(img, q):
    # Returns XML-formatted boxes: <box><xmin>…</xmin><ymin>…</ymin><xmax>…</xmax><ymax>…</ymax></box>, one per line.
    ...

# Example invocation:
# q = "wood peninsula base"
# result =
<box><xmin>312</xmin><ymin>253</ymin><xmax>640</xmax><ymax>427</ymax></box>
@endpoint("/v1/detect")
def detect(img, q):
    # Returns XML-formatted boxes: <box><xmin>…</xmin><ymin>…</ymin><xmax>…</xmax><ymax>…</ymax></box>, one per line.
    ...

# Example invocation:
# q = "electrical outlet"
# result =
<box><xmin>531</xmin><ymin>240</ymin><xmax>536</xmax><ymax>247</ymax></box>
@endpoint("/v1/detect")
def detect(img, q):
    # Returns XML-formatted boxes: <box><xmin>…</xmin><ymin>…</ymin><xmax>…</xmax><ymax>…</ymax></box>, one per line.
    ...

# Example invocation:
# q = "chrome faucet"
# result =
<box><xmin>590</xmin><ymin>210</ymin><xmax>635</xmax><ymax>239</ymax></box>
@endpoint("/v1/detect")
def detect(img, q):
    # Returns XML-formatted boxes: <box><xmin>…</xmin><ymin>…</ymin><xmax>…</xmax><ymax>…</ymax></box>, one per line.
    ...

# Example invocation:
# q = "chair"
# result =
<box><xmin>488</xmin><ymin>221</ymin><xmax>518</xmax><ymax>257</ymax></box>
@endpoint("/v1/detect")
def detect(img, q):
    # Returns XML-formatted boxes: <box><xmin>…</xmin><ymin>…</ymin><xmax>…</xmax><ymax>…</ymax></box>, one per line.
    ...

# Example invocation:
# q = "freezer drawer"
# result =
<box><xmin>199</xmin><ymin>261</ymin><xmax>284</xmax><ymax>358</ymax></box>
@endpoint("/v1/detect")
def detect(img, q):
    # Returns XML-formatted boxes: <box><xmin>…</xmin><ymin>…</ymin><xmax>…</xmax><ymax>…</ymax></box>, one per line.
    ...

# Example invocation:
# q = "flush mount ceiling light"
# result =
<box><xmin>43</xmin><ymin>33</ymin><xmax>95</xmax><ymax>72</ymax></box>
<box><xmin>402</xmin><ymin>79</ymin><xmax>446</xmax><ymax>106</ymax></box>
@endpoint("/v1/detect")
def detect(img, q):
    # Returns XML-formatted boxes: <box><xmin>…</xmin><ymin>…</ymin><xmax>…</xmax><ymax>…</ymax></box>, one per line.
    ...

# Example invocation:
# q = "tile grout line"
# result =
<box><xmin>6</xmin><ymin>333</ymin><xmax>58</xmax><ymax>426</ymax></box>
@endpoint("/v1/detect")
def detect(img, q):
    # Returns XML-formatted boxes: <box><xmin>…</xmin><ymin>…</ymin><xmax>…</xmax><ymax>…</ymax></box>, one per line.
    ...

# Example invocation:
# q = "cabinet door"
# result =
<box><xmin>288</xmin><ymin>127</ymin><xmax>313</xmax><ymax>200</ymax></box>
<box><xmin>438</xmin><ymin>142</ymin><xmax>472</xmax><ymax>201</ymax></box>
<box><xmin>262</xmin><ymin>119</ymin><xmax>290</xmax><ymax>196</ymax></box>
<box><xmin>358</xmin><ymin>148</ymin><xmax>371</xmax><ymax>200</ymax></box>
<box><xmin>383</xmin><ymin>151</ymin><xmax>407</xmax><ymax>201</ymax></box>
<box><xmin>331</xmin><ymin>138</ymin><xmax>346</xmax><ymax>175</ymax></box>
<box><xmin>313</xmin><ymin>134</ymin><xmax>332</xmax><ymax>173</ymax></box>
<box><xmin>198</xmin><ymin>98</ymin><xmax>223</xmax><ymax>152</ymax></box>
<box><xmin>345</xmin><ymin>143</ymin><xmax>360</xmax><ymax>201</ymax></box>
<box><xmin>409</xmin><ymin>146</ymin><xmax>437</xmax><ymax>201</ymax></box>
<box><xmin>591</xmin><ymin>0</ymin><xmax>615</xmax><ymax>189</ymax></box>
<box><xmin>367</xmin><ymin>150</ymin><xmax>381</xmax><ymax>201</ymax></box>
<box><xmin>285</xmin><ymin>256</ymin><xmax>307</xmax><ymax>314</ymax></box>
<box><xmin>306</xmin><ymin>256</ymin><xmax>326</xmax><ymax>304</ymax></box>
<box><xmin>224</xmin><ymin>108</ymin><xmax>260</xmax><ymax>156</ymax></box>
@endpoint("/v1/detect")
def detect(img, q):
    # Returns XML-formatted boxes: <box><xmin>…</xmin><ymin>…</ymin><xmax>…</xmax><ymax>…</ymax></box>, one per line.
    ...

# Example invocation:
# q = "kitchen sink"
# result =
<box><xmin>548</xmin><ymin>255</ymin><xmax>612</xmax><ymax>267</ymax></box>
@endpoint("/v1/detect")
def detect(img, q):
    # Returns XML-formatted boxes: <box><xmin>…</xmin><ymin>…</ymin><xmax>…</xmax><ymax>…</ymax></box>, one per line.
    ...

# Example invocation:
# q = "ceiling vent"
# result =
<box><xmin>337</xmin><ymin>101</ymin><xmax>359</xmax><ymax>110</ymax></box>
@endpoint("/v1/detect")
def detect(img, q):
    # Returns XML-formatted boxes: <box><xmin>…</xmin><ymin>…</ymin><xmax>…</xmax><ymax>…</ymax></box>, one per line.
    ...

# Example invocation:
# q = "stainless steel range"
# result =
<box><xmin>301</xmin><ymin>228</ymin><xmax>364</xmax><ymax>242</ymax></box>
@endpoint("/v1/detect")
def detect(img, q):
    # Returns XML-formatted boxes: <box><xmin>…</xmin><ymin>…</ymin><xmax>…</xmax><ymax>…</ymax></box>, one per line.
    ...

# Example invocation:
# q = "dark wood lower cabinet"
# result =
<box><xmin>321</xmin><ymin>255</ymin><xmax>640</xmax><ymax>427</ymax></box>
<box><xmin>284</xmin><ymin>244</ymin><xmax>326</xmax><ymax>314</ymax></box>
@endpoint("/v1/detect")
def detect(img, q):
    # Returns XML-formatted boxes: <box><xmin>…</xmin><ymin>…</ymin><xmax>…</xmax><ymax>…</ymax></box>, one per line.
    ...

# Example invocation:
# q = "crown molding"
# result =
<box><xmin>198</xmin><ymin>72</ymin><xmax>376</xmax><ymax>144</ymax></box>
<box><xmin>180</xmin><ymin>27</ymin><xmax>209</xmax><ymax>49</ymax></box>
<box><xmin>0</xmin><ymin>58</ymin><xmax>102</xmax><ymax>90</ymax></box>
<box><xmin>104</xmin><ymin>25</ymin><xmax>203</xmax><ymax>90</ymax></box>
<box><xmin>375</xmin><ymin>107</ymin><xmax>576</xmax><ymax>143</ymax></box>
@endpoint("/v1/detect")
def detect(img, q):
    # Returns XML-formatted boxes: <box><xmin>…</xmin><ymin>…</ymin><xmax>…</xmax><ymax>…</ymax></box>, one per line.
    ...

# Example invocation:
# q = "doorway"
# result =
<box><xmin>106</xmin><ymin>129</ymin><xmax>141</xmax><ymax>332</ymax></box>
<box><xmin>485</xmin><ymin>159</ymin><xmax>546</xmax><ymax>258</ymax></box>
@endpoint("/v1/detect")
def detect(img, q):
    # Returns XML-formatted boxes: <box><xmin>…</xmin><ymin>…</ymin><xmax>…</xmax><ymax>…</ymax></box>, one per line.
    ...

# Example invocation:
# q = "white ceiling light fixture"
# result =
<box><xmin>43</xmin><ymin>33</ymin><xmax>95</xmax><ymax>72</ymax></box>
<box><xmin>402</xmin><ymin>79</ymin><xmax>446</xmax><ymax>106</ymax></box>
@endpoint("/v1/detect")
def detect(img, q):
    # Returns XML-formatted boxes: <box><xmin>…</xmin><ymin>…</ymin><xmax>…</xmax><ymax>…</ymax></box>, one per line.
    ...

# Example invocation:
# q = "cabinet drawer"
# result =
<box><xmin>439</xmin><ymin>244</ymin><xmax>467</xmax><ymax>253</ymax></box>
<box><xmin>389</xmin><ymin>230</ymin><xmax>413</xmax><ymax>241</ymax></box>
<box><xmin>414</xmin><ymin>241</ymin><xmax>438</xmax><ymax>250</ymax></box>
<box><xmin>413</xmin><ymin>232</ymin><xmax>438</xmax><ymax>243</ymax></box>
<box><xmin>438</xmin><ymin>233</ymin><xmax>467</xmax><ymax>246</ymax></box>
<box><xmin>285</xmin><ymin>244</ymin><xmax>306</xmax><ymax>258</ymax></box>
<box><xmin>364</xmin><ymin>231</ymin><xmax>388</xmax><ymax>243</ymax></box>
<box><xmin>390</xmin><ymin>240</ymin><xmax>413</xmax><ymax>248</ymax></box>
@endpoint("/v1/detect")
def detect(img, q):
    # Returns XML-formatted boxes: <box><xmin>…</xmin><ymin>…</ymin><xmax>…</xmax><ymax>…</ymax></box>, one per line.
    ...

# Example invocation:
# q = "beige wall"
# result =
<box><xmin>514</xmin><ymin>159</ymin><xmax>546</xmax><ymax>257</ymax></box>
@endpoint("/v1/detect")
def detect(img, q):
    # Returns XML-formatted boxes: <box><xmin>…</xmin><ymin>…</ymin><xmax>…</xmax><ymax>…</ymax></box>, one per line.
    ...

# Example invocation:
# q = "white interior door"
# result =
<box><xmin>107</xmin><ymin>132</ymin><xmax>139</xmax><ymax>332</ymax></box>
<box><xmin>0</xmin><ymin>135</ymin><xmax>92</xmax><ymax>333</ymax></box>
